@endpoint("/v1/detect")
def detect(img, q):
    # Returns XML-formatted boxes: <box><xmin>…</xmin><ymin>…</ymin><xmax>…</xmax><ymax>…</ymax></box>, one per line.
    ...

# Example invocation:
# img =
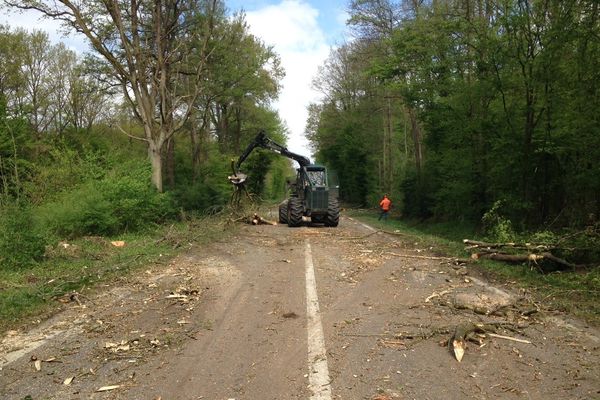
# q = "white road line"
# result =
<box><xmin>359</xmin><ymin>221</ymin><xmax>376</xmax><ymax>231</ymax></box>
<box><xmin>305</xmin><ymin>241</ymin><xmax>332</xmax><ymax>400</ymax></box>
<box><xmin>345</xmin><ymin>216</ymin><xmax>376</xmax><ymax>232</ymax></box>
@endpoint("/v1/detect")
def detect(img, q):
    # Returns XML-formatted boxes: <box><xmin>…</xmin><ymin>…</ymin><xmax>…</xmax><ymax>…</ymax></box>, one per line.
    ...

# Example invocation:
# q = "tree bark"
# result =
<box><xmin>471</xmin><ymin>251</ymin><xmax>576</xmax><ymax>269</ymax></box>
<box><xmin>165</xmin><ymin>136</ymin><xmax>175</xmax><ymax>188</ymax></box>
<box><xmin>149</xmin><ymin>144</ymin><xmax>163</xmax><ymax>193</ymax></box>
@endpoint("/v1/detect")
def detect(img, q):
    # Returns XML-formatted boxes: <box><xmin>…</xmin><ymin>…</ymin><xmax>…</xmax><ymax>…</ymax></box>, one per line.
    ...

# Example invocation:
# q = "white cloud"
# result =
<box><xmin>245</xmin><ymin>0</ymin><xmax>330</xmax><ymax>160</ymax></box>
<box><xmin>0</xmin><ymin>8</ymin><xmax>88</xmax><ymax>53</ymax></box>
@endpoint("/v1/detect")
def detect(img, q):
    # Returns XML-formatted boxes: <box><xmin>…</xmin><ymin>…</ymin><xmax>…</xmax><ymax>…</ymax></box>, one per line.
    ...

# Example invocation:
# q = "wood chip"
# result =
<box><xmin>165</xmin><ymin>294</ymin><xmax>188</xmax><ymax>299</ymax></box>
<box><xmin>453</xmin><ymin>339</ymin><xmax>466</xmax><ymax>362</ymax></box>
<box><xmin>96</xmin><ymin>385</ymin><xmax>120</xmax><ymax>392</ymax></box>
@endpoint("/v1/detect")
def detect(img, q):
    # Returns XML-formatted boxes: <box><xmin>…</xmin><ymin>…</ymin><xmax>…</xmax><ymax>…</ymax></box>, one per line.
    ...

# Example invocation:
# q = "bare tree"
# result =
<box><xmin>21</xmin><ymin>30</ymin><xmax>53</xmax><ymax>139</ymax></box>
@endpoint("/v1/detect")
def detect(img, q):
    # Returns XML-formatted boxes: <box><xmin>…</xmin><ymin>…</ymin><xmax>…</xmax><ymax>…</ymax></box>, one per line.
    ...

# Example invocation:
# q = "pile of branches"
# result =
<box><xmin>463</xmin><ymin>239</ymin><xmax>578</xmax><ymax>271</ymax></box>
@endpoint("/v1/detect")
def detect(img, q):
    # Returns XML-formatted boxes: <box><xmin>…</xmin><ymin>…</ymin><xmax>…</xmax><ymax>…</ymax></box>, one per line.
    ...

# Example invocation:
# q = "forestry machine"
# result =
<box><xmin>229</xmin><ymin>130</ymin><xmax>340</xmax><ymax>227</ymax></box>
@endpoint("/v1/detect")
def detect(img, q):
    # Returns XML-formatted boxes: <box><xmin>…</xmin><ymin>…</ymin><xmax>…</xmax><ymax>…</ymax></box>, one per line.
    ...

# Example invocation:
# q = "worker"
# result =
<box><xmin>378</xmin><ymin>194</ymin><xmax>391</xmax><ymax>221</ymax></box>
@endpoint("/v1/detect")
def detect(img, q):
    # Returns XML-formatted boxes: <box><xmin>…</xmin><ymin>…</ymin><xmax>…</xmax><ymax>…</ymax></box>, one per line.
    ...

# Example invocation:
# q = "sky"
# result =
<box><xmin>233</xmin><ymin>0</ymin><xmax>349</xmax><ymax>158</ymax></box>
<box><xmin>0</xmin><ymin>0</ymin><xmax>349</xmax><ymax>158</ymax></box>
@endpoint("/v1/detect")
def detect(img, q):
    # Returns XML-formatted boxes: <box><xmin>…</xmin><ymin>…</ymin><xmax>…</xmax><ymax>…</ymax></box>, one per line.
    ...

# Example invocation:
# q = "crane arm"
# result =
<box><xmin>235</xmin><ymin>130</ymin><xmax>311</xmax><ymax>172</ymax></box>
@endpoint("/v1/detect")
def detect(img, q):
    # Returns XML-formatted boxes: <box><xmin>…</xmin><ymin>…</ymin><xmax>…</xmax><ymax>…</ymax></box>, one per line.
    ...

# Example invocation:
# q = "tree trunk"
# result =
<box><xmin>166</xmin><ymin>136</ymin><xmax>175</xmax><ymax>188</ymax></box>
<box><xmin>190</xmin><ymin>122</ymin><xmax>200</xmax><ymax>181</ymax></box>
<box><xmin>149</xmin><ymin>144</ymin><xmax>163</xmax><ymax>193</ymax></box>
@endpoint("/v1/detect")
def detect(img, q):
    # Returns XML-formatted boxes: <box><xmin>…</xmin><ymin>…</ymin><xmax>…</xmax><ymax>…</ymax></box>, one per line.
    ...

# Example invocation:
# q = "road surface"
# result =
<box><xmin>1</xmin><ymin>216</ymin><xmax>599</xmax><ymax>399</ymax></box>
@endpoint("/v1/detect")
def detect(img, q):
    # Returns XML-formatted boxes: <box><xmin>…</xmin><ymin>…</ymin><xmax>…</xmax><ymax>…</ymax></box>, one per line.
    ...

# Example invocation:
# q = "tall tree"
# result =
<box><xmin>5</xmin><ymin>0</ymin><xmax>221</xmax><ymax>191</ymax></box>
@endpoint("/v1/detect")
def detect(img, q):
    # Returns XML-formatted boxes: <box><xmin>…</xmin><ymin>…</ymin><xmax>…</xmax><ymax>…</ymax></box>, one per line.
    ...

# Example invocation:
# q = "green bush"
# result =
<box><xmin>38</xmin><ymin>162</ymin><xmax>175</xmax><ymax>238</ymax></box>
<box><xmin>173</xmin><ymin>179</ymin><xmax>229</xmax><ymax>212</ymax></box>
<box><xmin>38</xmin><ymin>183</ymin><xmax>119</xmax><ymax>238</ymax></box>
<box><xmin>482</xmin><ymin>200</ymin><xmax>516</xmax><ymax>242</ymax></box>
<box><xmin>100</xmin><ymin>163</ymin><xmax>175</xmax><ymax>230</ymax></box>
<box><xmin>0</xmin><ymin>204</ymin><xmax>47</xmax><ymax>270</ymax></box>
<box><xmin>171</xmin><ymin>152</ymin><xmax>232</xmax><ymax>212</ymax></box>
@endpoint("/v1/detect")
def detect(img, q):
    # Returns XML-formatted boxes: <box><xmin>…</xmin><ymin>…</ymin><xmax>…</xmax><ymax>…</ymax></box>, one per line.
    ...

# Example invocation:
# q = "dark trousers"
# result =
<box><xmin>378</xmin><ymin>209</ymin><xmax>389</xmax><ymax>221</ymax></box>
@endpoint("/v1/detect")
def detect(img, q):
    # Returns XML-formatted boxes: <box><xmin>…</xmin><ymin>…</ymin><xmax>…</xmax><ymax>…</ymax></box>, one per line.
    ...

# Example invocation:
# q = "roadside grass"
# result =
<box><xmin>0</xmin><ymin>215</ymin><xmax>233</xmax><ymax>334</ymax></box>
<box><xmin>348</xmin><ymin>210</ymin><xmax>600</xmax><ymax>326</ymax></box>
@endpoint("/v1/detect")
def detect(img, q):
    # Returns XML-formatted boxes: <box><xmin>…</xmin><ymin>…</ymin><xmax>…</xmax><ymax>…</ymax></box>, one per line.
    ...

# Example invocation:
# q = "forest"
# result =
<box><xmin>0</xmin><ymin>0</ymin><xmax>293</xmax><ymax>272</ymax></box>
<box><xmin>308</xmin><ymin>0</ymin><xmax>600</xmax><ymax>235</ymax></box>
<box><xmin>0</xmin><ymin>0</ymin><xmax>599</xmax><ymax>285</ymax></box>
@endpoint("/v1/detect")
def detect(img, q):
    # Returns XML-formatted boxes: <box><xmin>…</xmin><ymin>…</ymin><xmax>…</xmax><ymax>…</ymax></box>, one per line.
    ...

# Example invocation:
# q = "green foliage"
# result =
<box><xmin>481</xmin><ymin>201</ymin><xmax>516</xmax><ymax>242</ymax></box>
<box><xmin>0</xmin><ymin>204</ymin><xmax>47</xmax><ymax>270</ymax></box>
<box><xmin>170</xmin><ymin>140</ymin><xmax>232</xmax><ymax>212</ymax></box>
<box><xmin>263</xmin><ymin>156</ymin><xmax>292</xmax><ymax>201</ymax></box>
<box><xmin>100</xmin><ymin>163</ymin><xmax>175</xmax><ymax>230</ymax></box>
<box><xmin>0</xmin><ymin>101</ymin><xmax>34</xmax><ymax>201</ymax></box>
<box><xmin>37</xmin><ymin>161</ymin><xmax>175</xmax><ymax>238</ymax></box>
<box><xmin>37</xmin><ymin>182</ymin><xmax>119</xmax><ymax>237</ymax></box>
<box><xmin>311</xmin><ymin>0</ymin><xmax>600</xmax><ymax>232</ymax></box>
<box><xmin>309</xmin><ymin>99</ymin><xmax>381</xmax><ymax>205</ymax></box>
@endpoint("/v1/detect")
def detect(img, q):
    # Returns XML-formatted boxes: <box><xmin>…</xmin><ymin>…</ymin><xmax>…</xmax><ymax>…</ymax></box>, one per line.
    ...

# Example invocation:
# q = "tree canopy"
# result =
<box><xmin>308</xmin><ymin>0</ymin><xmax>600</xmax><ymax>229</ymax></box>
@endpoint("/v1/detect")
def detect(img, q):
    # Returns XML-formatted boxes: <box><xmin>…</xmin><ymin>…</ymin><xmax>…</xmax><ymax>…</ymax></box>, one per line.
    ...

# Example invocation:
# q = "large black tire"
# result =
<box><xmin>278</xmin><ymin>200</ymin><xmax>289</xmax><ymax>224</ymax></box>
<box><xmin>324</xmin><ymin>198</ymin><xmax>340</xmax><ymax>227</ymax></box>
<box><xmin>287</xmin><ymin>197</ymin><xmax>303</xmax><ymax>227</ymax></box>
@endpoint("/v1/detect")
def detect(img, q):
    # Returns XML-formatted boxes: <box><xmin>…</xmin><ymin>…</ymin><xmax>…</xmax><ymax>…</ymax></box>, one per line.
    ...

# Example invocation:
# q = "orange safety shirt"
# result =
<box><xmin>380</xmin><ymin>197</ymin><xmax>391</xmax><ymax>211</ymax></box>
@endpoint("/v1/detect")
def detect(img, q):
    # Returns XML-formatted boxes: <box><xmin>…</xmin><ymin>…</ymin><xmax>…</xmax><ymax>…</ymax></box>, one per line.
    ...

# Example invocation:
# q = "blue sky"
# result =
<box><xmin>228</xmin><ymin>0</ymin><xmax>348</xmax><ymax>45</ymax></box>
<box><xmin>1</xmin><ymin>0</ymin><xmax>351</xmax><ymax>157</ymax></box>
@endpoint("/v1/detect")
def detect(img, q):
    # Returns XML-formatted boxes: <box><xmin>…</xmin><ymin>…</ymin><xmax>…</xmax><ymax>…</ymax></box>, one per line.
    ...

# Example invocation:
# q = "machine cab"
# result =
<box><xmin>305</xmin><ymin>165</ymin><xmax>327</xmax><ymax>187</ymax></box>
<box><xmin>301</xmin><ymin>165</ymin><xmax>328</xmax><ymax>212</ymax></box>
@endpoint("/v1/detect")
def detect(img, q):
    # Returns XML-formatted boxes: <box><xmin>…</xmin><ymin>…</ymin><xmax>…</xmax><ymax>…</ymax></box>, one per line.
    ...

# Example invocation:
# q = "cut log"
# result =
<box><xmin>248</xmin><ymin>213</ymin><xmax>277</xmax><ymax>226</ymax></box>
<box><xmin>463</xmin><ymin>239</ymin><xmax>552</xmax><ymax>251</ymax></box>
<box><xmin>463</xmin><ymin>239</ymin><xmax>519</xmax><ymax>248</ymax></box>
<box><xmin>471</xmin><ymin>251</ymin><xmax>576</xmax><ymax>269</ymax></box>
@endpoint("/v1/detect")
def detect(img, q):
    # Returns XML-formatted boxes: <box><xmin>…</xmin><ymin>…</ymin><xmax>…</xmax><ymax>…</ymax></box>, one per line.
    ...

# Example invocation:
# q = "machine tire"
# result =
<box><xmin>287</xmin><ymin>197</ymin><xmax>303</xmax><ymax>227</ymax></box>
<box><xmin>278</xmin><ymin>200</ymin><xmax>289</xmax><ymax>224</ymax></box>
<box><xmin>324</xmin><ymin>198</ymin><xmax>340</xmax><ymax>227</ymax></box>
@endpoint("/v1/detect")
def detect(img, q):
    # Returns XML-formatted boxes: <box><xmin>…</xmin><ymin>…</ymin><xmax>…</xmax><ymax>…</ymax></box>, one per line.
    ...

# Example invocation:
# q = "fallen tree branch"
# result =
<box><xmin>425</xmin><ymin>289</ymin><xmax>452</xmax><ymax>302</ymax></box>
<box><xmin>449</xmin><ymin>323</ymin><xmax>496</xmax><ymax>362</ymax></box>
<box><xmin>487</xmin><ymin>333</ymin><xmax>531</xmax><ymax>344</ymax></box>
<box><xmin>448</xmin><ymin>322</ymin><xmax>532</xmax><ymax>362</ymax></box>
<box><xmin>378</xmin><ymin>228</ymin><xmax>410</xmax><ymax>237</ymax></box>
<box><xmin>251</xmin><ymin>213</ymin><xmax>277</xmax><ymax>225</ymax></box>
<box><xmin>386</xmin><ymin>252</ymin><xmax>470</xmax><ymax>263</ymax></box>
<box><xmin>339</xmin><ymin>231</ymin><xmax>379</xmax><ymax>241</ymax></box>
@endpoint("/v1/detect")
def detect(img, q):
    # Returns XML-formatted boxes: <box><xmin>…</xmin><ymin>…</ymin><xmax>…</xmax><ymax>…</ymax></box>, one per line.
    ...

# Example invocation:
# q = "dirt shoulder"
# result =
<box><xmin>1</xmin><ymin>215</ymin><xmax>599</xmax><ymax>399</ymax></box>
